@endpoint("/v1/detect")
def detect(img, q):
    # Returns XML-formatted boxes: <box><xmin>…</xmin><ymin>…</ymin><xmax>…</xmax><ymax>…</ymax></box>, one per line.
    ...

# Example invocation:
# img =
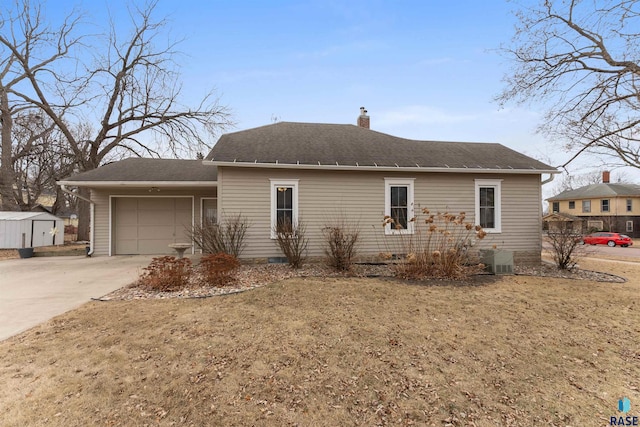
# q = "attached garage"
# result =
<box><xmin>0</xmin><ymin>212</ymin><xmax>64</xmax><ymax>249</ymax></box>
<box><xmin>112</xmin><ymin>197</ymin><xmax>193</xmax><ymax>255</ymax></box>
<box><xmin>57</xmin><ymin>158</ymin><xmax>218</xmax><ymax>256</ymax></box>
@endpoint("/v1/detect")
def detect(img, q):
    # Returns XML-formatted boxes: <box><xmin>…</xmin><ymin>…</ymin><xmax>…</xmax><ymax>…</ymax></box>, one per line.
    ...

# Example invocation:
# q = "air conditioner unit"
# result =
<box><xmin>480</xmin><ymin>249</ymin><xmax>514</xmax><ymax>275</ymax></box>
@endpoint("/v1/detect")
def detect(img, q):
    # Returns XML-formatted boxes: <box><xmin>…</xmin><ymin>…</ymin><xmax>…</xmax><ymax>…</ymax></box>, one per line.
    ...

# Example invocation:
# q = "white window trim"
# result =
<box><xmin>384</xmin><ymin>178</ymin><xmax>415</xmax><ymax>235</ymax></box>
<box><xmin>270</xmin><ymin>179</ymin><xmax>299</xmax><ymax>239</ymax></box>
<box><xmin>475</xmin><ymin>179</ymin><xmax>502</xmax><ymax>233</ymax></box>
<box><xmin>626</xmin><ymin>220</ymin><xmax>633</xmax><ymax>233</ymax></box>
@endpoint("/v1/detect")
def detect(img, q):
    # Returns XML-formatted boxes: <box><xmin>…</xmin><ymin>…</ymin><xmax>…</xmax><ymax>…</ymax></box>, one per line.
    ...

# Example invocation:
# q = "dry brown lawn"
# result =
<box><xmin>0</xmin><ymin>258</ymin><xmax>638</xmax><ymax>426</ymax></box>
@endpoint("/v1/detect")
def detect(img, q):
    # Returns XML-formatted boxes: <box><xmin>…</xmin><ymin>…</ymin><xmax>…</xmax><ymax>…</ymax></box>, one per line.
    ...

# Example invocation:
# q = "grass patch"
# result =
<box><xmin>0</xmin><ymin>259</ymin><xmax>638</xmax><ymax>426</ymax></box>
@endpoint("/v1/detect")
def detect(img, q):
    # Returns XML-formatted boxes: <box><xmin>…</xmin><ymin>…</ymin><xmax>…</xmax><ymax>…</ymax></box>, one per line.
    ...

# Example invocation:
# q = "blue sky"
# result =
<box><xmin>68</xmin><ymin>0</ymin><xmax>637</xmax><ymax>188</ymax></box>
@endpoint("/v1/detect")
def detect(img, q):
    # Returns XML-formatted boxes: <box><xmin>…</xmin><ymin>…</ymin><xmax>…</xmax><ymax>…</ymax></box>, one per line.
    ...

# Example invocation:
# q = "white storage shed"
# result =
<box><xmin>0</xmin><ymin>212</ymin><xmax>64</xmax><ymax>249</ymax></box>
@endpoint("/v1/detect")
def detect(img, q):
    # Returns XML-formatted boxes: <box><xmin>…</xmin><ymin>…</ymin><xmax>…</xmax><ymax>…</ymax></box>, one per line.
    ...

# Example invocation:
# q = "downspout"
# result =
<box><xmin>540</xmin><ymin>173</ymin><xmax>556</xmax><ymax>235</ymax></box>
<box><xmin>59</xmin><ymin>184</ymin><xmax>95</xmax><ymax>256</ymax></box>
<box><xmin>541</xmin><ymin>173</ymin><xmax>555</xmax><ymax>186</ymax></box>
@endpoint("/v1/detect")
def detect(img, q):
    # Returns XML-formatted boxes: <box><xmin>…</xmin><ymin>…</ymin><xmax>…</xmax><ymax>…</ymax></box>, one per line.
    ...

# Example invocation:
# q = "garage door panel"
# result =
<box><xmin>137</xmin><ymin>198</ymin><xmax>175</xmax><ymax>210</ymax></box>
<box><xmin>116</xmin><ymin>210</ymin><xmax>139</xmax><ymax>225</ymax></box>
<box><xmin>117</xmin><ymin>198</ymin><xmax>139</xmax><ymax>209</ymax></box>
<box><xmin>113</xmin><ymin>197</ymin><xmax>193</xmax><ymax>255</ymax></box>
<box><xmin>115</xmin><ymin>225</ymin><xmax>139</xmax><ymax>237</ymax></box>
<box><xmin>138</xmin><ymin>209</ymin><xmax>176</xmax><ymax>226</ymax></box>
<box><xmin>175</xmin><ymin>198</ymin><xmax>192</xmax><ymax>209</ymax></box>
<box><xmin>177</xmin><ymin>228</ymin><xmax>191</xmax><ymax>242</ymax></box>
<box><xmin>116</xmin><ymin>240</ymin><xmax>139</xmax><ymax>254</ymax></box>
<box><xmin>175</xmin><ymin>212</ymin><xmax>192</xmax><ymax>226</ymax></box>
<box><xmin>138</xmin><ymin>239</ymin><xmax>174</xmax><ymax>254</ymax></box>
<box><xmin>138</xmin><ymin>225</ymin><xmax>176</xmax><ymax>239</ymax></box>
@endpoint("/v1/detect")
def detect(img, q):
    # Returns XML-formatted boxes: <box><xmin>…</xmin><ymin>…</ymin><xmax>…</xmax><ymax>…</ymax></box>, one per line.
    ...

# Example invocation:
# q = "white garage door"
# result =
<box><xmin>114</xmin><ymin>197</ymin><xmax>192</xmax><ymax>255</ymax></box>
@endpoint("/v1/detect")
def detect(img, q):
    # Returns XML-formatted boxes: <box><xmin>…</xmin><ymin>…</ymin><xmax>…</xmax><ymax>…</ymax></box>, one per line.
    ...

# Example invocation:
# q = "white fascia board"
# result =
<box><xmin>57</xmin><ymin>181</ymin><xmax>216</xmax><ymax>187</ymax></box>
<box><xmin>204</xmin><ymin>160</ymin><xmax>558</xmax><ymax>175</ymax></box>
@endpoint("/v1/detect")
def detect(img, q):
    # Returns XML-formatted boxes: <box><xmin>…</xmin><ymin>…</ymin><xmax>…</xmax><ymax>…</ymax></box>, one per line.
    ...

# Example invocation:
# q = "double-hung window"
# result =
<box><xmin>384</xmin><ymin>178</ymin><xmax>414</xmax><ymax>234</ymax></box>
<box><xmin>582</xmin><ymin>200</ymin><xmax>591</xmax><ymax>213</ymax></box>
<box><xmin>270</xmin><ymin>179</ymin><xmax>298</xmax><ymax>238</ymax></box>
<box><xmin>601</xmin><ymin>199</ymin><xmax>610</xmax><ymax>213</ymax></box>
<box><xmin>475</xmin><ymin>179</ymin><xmax>502</xmax><ymax>233</ymax></box>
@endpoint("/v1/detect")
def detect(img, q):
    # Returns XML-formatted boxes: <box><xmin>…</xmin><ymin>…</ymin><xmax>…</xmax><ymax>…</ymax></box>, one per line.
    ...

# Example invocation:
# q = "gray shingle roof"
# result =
<box><xmin>548</xmin><ymin>183</ymin><xmax>640</xmax><ymax>201</ymax></box>
<box><xmin>62</xmin><ymin>158</ymin><xmax>217</xmax><ymax>182</ymax></box>
<box><xmin>206</xmin><ymin>122</ymin><xmax>555</xmax><ymax>172</ymax></box>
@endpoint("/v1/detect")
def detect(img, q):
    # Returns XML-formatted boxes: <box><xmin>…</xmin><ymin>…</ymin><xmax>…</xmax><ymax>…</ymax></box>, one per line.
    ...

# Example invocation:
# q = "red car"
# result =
<box><xmin>580</xmin><ymin>232</ymin><xmax>633</xmax><ymax>247</ymax></box>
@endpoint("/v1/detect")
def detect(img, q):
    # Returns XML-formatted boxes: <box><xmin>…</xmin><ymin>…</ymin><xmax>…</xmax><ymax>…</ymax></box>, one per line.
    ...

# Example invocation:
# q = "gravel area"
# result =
<box><xmin>100</xmin><ymin>260</ymin><xmax>626</xmax><ymax>301</ymax></box>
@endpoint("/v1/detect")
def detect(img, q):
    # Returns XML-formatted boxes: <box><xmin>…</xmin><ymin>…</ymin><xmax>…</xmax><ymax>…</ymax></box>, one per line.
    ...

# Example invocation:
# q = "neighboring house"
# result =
<box><xmin>59</xmin><ymin>109</ymin><xmax>557</xmax><ymax>265</ymax></box>
<box><xmin>542</xmin><ymin>212</ymin><xmax>583</xmax><ymax>234</ymax></box>
<box><xmin>34</xmin><ymin>193</ymin><xmax>79</xmax><ymax>229</ymax></box>
<box><xmin>547</xmin><ymin>171</ymin><xmax>640</xmax><ymax>237</ymax></box>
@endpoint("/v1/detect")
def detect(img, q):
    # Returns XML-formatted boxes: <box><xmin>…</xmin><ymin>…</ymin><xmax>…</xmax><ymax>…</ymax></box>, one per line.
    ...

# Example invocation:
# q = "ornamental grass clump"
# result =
<box><xmin>380</xmin><ymin>209</ymin><xmax>487</xmax><ymax>280</ymax></box>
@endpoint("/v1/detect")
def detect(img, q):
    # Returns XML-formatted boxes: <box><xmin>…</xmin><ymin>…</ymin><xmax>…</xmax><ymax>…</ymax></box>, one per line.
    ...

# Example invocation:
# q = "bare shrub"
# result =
<box><xmin>547</xmin><ymin>222</ymin><xmax>582</xmax><ymax>270</ymax></box>
<box><xmin>138</xmin><ymin>256</ymin><xmax>192</xmax><ymax>292</ymax></box>
<box><xmin>189</xmin><ymin>214</ymin><xmax>249</xmax><ymax>257</ymax></box>
<box><xmin>378</xmin><ymin>209</ymin><xmax>486</xmax><ymax>280</ymax></box>
<box><xmin>273</xmin><ymin>220</ymin><xmax>308</xmax><ymax>269</ymax></box>
<box><xmin>322</xmin><ymin>221</ymin><xmax>359</xmax><ymax>272</ymax></box>
<box><xmin>198</xmin><ymin>253</ymin><xmax>241</xmax><ymax>287</ymax></box>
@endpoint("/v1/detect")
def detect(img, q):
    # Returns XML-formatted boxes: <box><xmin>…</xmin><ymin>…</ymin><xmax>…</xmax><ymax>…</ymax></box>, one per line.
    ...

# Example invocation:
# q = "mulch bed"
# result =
<box><xmin>100</xmin><ymin>261</ymin><xmax>626</xmax><ymax>301</ymax></box>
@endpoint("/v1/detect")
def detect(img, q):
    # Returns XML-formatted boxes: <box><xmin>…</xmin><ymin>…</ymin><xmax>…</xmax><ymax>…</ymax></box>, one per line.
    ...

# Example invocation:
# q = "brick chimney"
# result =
<box><xmin>357</xmin><ymin>106</ymin><xmax>370</xmax><ymax>129</ymax></box>
<box><xmin>603</xmin><ymin>171</ymin><xmax>610</xmax><ymax>183</ymax></box>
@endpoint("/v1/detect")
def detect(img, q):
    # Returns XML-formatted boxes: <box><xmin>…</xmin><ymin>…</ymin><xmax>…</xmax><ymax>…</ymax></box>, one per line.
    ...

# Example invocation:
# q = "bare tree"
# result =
<box><xmin>0</xmin><ymin>0</ymin><xmax>82</xmax><ymax>211</ymax></box>
<box><xmin>0</xmin><ymin>0</ymin><xmax>231</xmax><ymax>239</ymax></box>
<box><xmin>498</xmin><ymin>0</ymin><xmax>640</xmax><ymax>170</ymax></box>
<box><xmin>11</xmin><ymin>113</ymin><xmax>55</xmax><ymax>210</ymax></box>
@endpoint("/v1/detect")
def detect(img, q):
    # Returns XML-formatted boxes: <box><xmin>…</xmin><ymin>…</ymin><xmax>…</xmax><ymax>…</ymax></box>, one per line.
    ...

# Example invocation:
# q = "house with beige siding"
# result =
<box><xmin>547</xmin><ymin>171</ymin><xmax>640</xmax><ymax>237</ymax></box>
<box><xmin>59</xmin><ymin>109</ymin><xmax>557</xmax><ymax>265</ymax></box>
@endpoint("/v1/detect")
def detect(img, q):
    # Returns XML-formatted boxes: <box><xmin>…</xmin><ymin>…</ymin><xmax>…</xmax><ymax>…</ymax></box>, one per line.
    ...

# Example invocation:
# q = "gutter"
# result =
<box><xmin>59</xmin><ymin>184</ymin><xmax>95</xmax><ymax>256</ymax></box>
<box><xmin>55</xmin><ymin>180</ymin><xmax>216</xmax><ymax>188</ymax></box>
<box><xmin>204</xmin><ymin>160</ymin><xmax>559</xmax><ymax>175</ymax></box>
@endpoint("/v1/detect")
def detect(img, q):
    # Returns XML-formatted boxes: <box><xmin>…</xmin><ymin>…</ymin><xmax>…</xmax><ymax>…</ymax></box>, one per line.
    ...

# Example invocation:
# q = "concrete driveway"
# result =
<box><xmin>0</xmin><ymin>255</ymin><xmax>153</xmax><ymax>341</ymax></box>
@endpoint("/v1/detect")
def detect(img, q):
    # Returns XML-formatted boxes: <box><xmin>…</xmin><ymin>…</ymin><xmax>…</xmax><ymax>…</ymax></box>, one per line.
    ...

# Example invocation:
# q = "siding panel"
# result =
<box><xmin>219</xmin><ymin>167</ymin><xmax>543</xmax><ymax>264</ymax></box>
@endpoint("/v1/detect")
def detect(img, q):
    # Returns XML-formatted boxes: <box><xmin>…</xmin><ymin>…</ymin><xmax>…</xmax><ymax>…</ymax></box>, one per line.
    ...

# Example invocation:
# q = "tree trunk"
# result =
<box><xmin>0</xmin><ymin>91</ymin><xmax>19</xmax><ymax>211</ymax></box>
<box><xmin>76</xmin><ymin>187</ymin><xmax>91</xmax><ymax>241</ymax></box>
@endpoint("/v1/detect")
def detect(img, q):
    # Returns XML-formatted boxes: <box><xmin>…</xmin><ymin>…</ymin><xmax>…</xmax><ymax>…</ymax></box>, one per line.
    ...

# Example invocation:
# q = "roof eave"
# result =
<box><xmin>205</xmin><ymin>160</ymin><xmax>558</xmax><ymax>175</ymax></box>
<box><xmin>57</xmin><ymin>180</ymin><xmax>216</xmax><ymax>188</ymax></box>
<box><xmin>549</xmin><ymin>193</ymin><xmax>640</xmax><ymax>201</ymax></box>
